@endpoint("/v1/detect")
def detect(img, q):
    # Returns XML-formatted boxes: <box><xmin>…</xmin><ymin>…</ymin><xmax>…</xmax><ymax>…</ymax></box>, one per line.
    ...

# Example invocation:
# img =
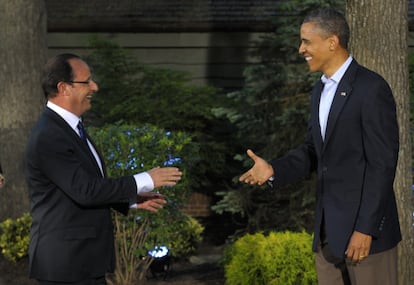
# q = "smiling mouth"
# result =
<box><xmin>305</xmin><ymin>56</ymin><xmax>312</xmax><ymax>62</ymax></box>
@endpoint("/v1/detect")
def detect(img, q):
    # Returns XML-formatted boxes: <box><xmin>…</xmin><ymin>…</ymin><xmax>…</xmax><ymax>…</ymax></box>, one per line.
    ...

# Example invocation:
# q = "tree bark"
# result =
<box><xmin>0</xmin><ymin>0</ymin><xmax>47</xmax><ymax>219</ymax></box>
<box><xmin>347</xmin><ymin>1</ymin><xmax>414</xmax><ymax>284</ymax></box>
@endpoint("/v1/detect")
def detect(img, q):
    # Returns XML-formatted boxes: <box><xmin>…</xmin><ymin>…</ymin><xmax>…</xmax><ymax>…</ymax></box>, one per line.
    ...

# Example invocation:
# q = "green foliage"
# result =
<box><xmin>85</xmin><ymin>36</ymin><xmax>238</xmax><ymax>197</ymax></box>
<box><xmin>89</xmin><ymin>124</ymin><xmax>203</xmax><ymax>258</ymax></box>
<box><xmin>213</xmin><ymin>0</ymin><xmax>344</xmax><ymax>234</ymax></box>
<box><xmin>133</xmin><ymin>210</ymin><xmax>204</xmax><ymax>259</ymax></box>
<box><xmin>109</xmin><ymin>214</ymin><xmax>153</xmax><ymax>284</ymax></box>
<box><xmin>224</xmin><ymin>231</ymin><xmax>316</xmax><ymax>285</ymax></box>
<box><xmin>110</xmin><ymin>213</ymin><xmax>203</xmax><ymax>284</ymax></box>
<box><xmin>0</xmin><ymin>213</ymin><xmax>31</xmax><ymax>262</ymax></box>
<box><xmin>111</xmin><ymin>209</ymin><xmax>203</xmax><ymax>260</ymax></box>
<box><xmin>168</xmin><ymin>215</ymin><xmax>204</xmax><ymax>258</ymax></box>
<box><xmin>86</xmin><ymin>37</ymin><xmax>219</xmax><ymax>129</ymax></box>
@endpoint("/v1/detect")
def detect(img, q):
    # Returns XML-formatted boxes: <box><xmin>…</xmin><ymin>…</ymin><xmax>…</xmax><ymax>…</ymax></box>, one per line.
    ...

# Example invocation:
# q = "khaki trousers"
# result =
<box><xmin>315</xmin><ymin>244</ymin><xmax>398</xmax><ymax>285</ymax></box>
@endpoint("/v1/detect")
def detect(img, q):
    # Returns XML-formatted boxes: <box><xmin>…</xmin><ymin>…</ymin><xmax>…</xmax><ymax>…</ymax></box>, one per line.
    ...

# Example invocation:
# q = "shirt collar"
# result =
<box><xmin>47</xmin><ymin>101</ymin><xmax>81</xmax><ymax>131</ymax></box>
<box><xmin>321</xmin><ymin>56</ymin><xmax>353</xmax><ymax>84</ymax></box>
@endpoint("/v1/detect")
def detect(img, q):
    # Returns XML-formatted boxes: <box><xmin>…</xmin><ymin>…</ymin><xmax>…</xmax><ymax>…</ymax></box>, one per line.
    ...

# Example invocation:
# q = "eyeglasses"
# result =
<box><xmin>67</xmin><ymin>79</ymin><xmax>93</xmax><ymax>85</ymax></box>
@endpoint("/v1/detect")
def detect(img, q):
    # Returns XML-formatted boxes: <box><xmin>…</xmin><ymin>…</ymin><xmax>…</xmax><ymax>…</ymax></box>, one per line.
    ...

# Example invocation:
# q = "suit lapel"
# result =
<box><xmin>322</xmin><ymin>61</ymin><xmax>358</xmax><ymax>150</ymax></box>
<box><xmin>322</xmin><ymin>82</ymin><xmax>352</xmax><ymax>148</ymax></box>
<box><xmin>45</xmin><ymin>108</ymin><xmax>104</xmax><ymax>177</ymax></box>
<box><xmin>311</xmin><ymin>80</ymin><xmax>324</xmax><ymax>156</ymax></box>
<box><xmin>85</xmin><ymin>132</ymin><xmax>107</xmax><ymax>177</ymax></box>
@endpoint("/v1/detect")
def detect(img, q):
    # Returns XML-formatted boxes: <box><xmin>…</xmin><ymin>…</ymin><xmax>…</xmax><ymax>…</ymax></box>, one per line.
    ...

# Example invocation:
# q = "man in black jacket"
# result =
<box><xmin>26</xmin><ymin>53</ymin><xmax>182</xmax><ymax>285</ymax></box>
<box><xmin>240</xmin><ymin>8</ymin><xmax>400</xmax><ymax>285</ymax></box>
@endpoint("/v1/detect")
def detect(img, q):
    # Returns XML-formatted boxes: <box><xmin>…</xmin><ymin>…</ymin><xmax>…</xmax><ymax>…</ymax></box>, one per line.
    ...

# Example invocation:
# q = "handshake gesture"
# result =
<box><xmin>239</xmin><ymin>149</ymin><xmax>274</xmax><ymax>186</ymax></box>
<box><xmin>137</xmin><ymin>166</ymin><xmax>182</xmax><ymax>212</ymax></box>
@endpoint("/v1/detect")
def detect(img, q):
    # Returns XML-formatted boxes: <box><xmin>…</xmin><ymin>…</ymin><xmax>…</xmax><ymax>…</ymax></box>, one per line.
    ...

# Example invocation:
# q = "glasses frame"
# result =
<box><xmin>67</xmin><ymin>80</ymin><xmax>92</xmax><ymax>85</ymax></box>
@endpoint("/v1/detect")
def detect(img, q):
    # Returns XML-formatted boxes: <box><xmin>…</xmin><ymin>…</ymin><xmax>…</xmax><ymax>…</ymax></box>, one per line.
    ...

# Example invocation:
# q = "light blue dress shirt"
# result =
<box><xmin>319</xmin><ymin>56</ymin><xmax>353</xmax><ymax>140</ymax></box>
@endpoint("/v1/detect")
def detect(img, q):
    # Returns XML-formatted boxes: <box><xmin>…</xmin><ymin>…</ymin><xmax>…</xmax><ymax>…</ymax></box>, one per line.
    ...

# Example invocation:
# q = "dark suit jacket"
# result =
<box><xmin>25</xmin><ymin>107</ymin><xmax>137</xmax><ymax>282</ymax></box>
<box><xmin>270</xmin><ymin>60</ymin><xmax>401</xmax><ymax>258</ymax></box>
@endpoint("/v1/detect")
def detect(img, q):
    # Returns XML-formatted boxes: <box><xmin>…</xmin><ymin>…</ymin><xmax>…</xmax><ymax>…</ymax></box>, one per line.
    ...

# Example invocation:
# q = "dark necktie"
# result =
<box><xmin>76</xmin><ymin>121</ymin><xmax>104</xmax><ymax>177</ymax></box>
<box><xmin>77</xmin><ymin>121</ymin><xmax>88</xmax><ymax>145</ymax></box>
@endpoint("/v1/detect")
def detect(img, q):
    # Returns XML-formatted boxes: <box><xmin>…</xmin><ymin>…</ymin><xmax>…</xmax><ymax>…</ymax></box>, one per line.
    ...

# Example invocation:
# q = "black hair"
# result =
<box><xmin>303</xmin><ymin>8</ymin><xmax>350</xmax><ymax>49</ymax></box>
<box><xmin>41</xmin><ymin>53</ymin><xmax>82</xmax><ymax>99</ymax></box>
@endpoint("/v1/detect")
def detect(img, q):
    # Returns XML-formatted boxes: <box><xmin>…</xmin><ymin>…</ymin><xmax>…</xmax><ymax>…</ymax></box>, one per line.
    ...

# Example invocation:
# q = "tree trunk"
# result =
<box><xmin>347</xmin><ymin>1</ymin><xmax>414</xmax><ymax>284</ymax></box>
<box><xmin>0</xmin><ymin>0</ymin><xmax>47</xmax><ymax>220</ymax></box>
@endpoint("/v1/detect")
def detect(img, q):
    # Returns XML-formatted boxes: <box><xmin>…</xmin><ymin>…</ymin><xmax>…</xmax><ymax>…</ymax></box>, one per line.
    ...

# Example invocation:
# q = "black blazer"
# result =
<box><xmin>25</xmin><ymin>108</ymin><xmax>137</xmax><ymax>282</ymax></box>
<box><xmin>271</xmin><ymin>60</ymin><xmax>401</xmax><ymax>258</ymax></box>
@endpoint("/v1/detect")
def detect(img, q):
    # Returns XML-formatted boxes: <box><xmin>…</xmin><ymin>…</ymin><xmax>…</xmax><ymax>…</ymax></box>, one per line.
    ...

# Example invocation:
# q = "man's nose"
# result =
<box><xmin>298</xmin><ymin>43</ymin><xmax>305</xmax><ymax>54</ymax></box>
<box><xmin>90</xmin><ymin>80</ymin><xmax>99</xmax><ymax>91</ymax></box>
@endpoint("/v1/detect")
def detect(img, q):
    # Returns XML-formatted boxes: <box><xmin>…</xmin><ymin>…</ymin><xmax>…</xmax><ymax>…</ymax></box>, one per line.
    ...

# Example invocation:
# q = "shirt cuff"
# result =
<box><xmin>133</xmin><ymin>172</ymin><xmax>154</xmax><ymax>194</ymax></box>
<box><xmin>267</xmin><ymin>176</ymin><xmax>275</xmax><ymax>188</ymax></box>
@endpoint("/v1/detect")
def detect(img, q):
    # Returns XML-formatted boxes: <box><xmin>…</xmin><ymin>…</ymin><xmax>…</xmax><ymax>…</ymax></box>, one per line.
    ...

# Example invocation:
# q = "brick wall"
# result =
<box><xmin>182</xmin><ymin>192</ymin><xmax>212</xmax><ymax>217</ymax></box>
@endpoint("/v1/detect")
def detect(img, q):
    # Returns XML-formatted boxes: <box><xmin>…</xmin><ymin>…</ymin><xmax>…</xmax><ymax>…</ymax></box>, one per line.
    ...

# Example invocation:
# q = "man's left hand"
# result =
<box><xmin>345</xmin><ymin>231</ymin><xmax>372</xmax><ymax>263</ymax></box>
<box><xmin>136</xmin><ymin>192</ymin><xmax>167</xmax><ymax>212</ymax></box>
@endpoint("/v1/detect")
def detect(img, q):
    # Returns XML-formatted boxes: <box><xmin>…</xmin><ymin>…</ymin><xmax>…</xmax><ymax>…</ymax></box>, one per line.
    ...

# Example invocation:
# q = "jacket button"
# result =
<box><xmin>322</xmin><ymin>166</ymin><xmax>328</xmax><ymax>173</ymax></box>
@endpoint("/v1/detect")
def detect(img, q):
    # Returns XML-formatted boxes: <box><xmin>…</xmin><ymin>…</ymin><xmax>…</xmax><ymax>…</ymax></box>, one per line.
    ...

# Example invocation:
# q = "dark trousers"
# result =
<box><xmin>37</xmin><ymin>276</ymin><xmax>107</xmax><ymax>285</ymax></box>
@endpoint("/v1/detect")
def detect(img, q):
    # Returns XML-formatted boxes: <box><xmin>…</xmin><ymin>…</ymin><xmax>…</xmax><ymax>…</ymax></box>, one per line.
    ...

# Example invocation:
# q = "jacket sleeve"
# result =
<box><xmin>270</xmin><ymin>122</ymin><xmax>318</xmax><ymax>187</ymax></box>
<box><xmin>28</xmin><ymin>127</ymin><xmax>137</xmax><ymax>207</ymax></box>
<box><xmin>354</xmin><ymin>74</ymin><xmax>399</xmax><ymax>237</ymax></box>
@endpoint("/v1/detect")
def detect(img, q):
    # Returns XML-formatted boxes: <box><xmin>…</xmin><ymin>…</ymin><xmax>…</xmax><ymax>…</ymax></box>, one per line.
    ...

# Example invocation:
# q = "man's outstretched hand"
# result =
<box><xmin>136</xmin><ymin>192</ymin><xmax>167</xmax><ymax>212</ymax></box>
<box><xmin>239</xmin><ymin>149</ymin><xmax>274</xmax><ymax>186</ymax></box>
<box><xmin>148</xmin><ymin>167</ymin><xmax>182</xmax><ymax>188</ymax></box>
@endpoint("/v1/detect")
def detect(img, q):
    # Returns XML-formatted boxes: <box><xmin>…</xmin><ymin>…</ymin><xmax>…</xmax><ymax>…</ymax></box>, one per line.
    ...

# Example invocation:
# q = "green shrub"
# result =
<box><xmin>168</xmin><ymin>215</ymin><xmax>204</xmax><ymax>258</ymax></box>
<box><xmin>0</xmin><ymin>213</ymin><xmax>31</xmax><ymax>262</ymax></box>
<box><xmin>224</xmin><ymin>231</ymin><xmax>317</xmax><ymax>285</ymax></box>
<box><xmin>89</xmin><ymin>124</ymin><xmax>193</xmax><ymax>205</ymax></box>
<box><xmin>89</xmin><ymin>124</ymin><xmax>203</xmax><ymax>257</ymax></box>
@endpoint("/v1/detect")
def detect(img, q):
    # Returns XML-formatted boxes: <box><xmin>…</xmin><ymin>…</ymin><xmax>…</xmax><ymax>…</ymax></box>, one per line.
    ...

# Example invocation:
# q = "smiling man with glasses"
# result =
<box><xmin>25</xmin><ymin>53</ymin><xmax>183</xmax><ymax>285</ymax></box>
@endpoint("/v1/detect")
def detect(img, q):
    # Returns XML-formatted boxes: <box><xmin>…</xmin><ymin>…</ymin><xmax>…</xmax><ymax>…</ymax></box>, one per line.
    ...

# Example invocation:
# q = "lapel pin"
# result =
<box><xmin>340</xmin><ymin>92</ymin><xmax>346</xmax><ymax>96</ymax></box>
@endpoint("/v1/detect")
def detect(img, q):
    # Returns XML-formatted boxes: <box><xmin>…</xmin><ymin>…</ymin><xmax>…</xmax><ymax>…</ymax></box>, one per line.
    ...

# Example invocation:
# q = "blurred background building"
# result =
<box><xmin>46</xmin><ymin>0</ymin><xmax>281</xmax><ymax>93</ymax></box>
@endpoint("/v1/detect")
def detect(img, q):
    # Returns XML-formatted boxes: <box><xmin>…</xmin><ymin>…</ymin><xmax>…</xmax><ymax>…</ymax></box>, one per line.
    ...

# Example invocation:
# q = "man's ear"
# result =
<box><xmin>329</xmin><ymin>35</ymin><xmax>340</xmax><ymax>51</ymax></box>
<box><xmin>57</xmin><ymin>81</ymin><xmax>69</xmax><ymax>96</ymax></box>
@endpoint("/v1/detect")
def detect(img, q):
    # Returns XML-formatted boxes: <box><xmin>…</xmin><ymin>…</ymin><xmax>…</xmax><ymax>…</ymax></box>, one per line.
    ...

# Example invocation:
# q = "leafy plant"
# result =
<box><xmin>0</xmin><ymin>213</ymin><xmax>31</xmax><ymax>262</ymax></box>
<box><xmin>85</xmin><ymin>37</ymin><xmax>238</xmax><ymax>199</ymax></box>
<box><xmin>89</xmin><ymin>124</ymin><xmax>203</xmax><ymax>280</ymax></box>
<box><xmin>169</xmin><ymin>215</ymin><xmax>204</xmax><ymax>258</ymax></box>
<box><xmin>108</xmin><ymin>215</ymin><xmax>153</xmax><ymax>285</ymax></box>
<box><xmin>89</xmin><ymin>124</ymin><xmax>193</xmax><ymax>205</ymax></box>
<box><xmin>224</xmin><ymin>231</ymin><xmax>316</xmax><ymax>285</ymax></box>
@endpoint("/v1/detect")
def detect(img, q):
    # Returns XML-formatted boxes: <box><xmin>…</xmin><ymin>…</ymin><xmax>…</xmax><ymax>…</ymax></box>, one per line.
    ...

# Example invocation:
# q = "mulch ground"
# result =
<box><xmin>0</xmin><ymin>216</ymin><xmax>232</xmax><ymax>285</ymax></box>
<box><xmin>0</xmin><ymin>247</ymin><xmax>225</xmax><ymax>285</ymax></box>
<box><xmin>142</xmin><ymin>260</ymin><xmax>225</xmax><ymax>285</ymax></box>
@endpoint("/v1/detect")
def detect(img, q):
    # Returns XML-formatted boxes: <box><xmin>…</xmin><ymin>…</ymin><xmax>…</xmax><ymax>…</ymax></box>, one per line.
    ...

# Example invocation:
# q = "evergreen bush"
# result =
<box><xmin>224</xmin><ymin>231</ymin><xmax>316</xmax><ymax>285</ymax></box>
<box><xmin>0</xmin><ymin>213</ymin><xmax>31</xmax><ymax>262</ymax></box>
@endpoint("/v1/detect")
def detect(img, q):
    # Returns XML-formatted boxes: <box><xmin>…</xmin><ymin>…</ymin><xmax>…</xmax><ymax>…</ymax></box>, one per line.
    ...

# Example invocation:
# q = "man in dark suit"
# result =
<box><xmin>25</xmin><ymin>53</ymin><xmax>183</xmax><ymax>285</ymax></box>
<box><xmin>239</xmin><ymin>8</ymin><xmax>401</xmax><ymax>285</ymax></box>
